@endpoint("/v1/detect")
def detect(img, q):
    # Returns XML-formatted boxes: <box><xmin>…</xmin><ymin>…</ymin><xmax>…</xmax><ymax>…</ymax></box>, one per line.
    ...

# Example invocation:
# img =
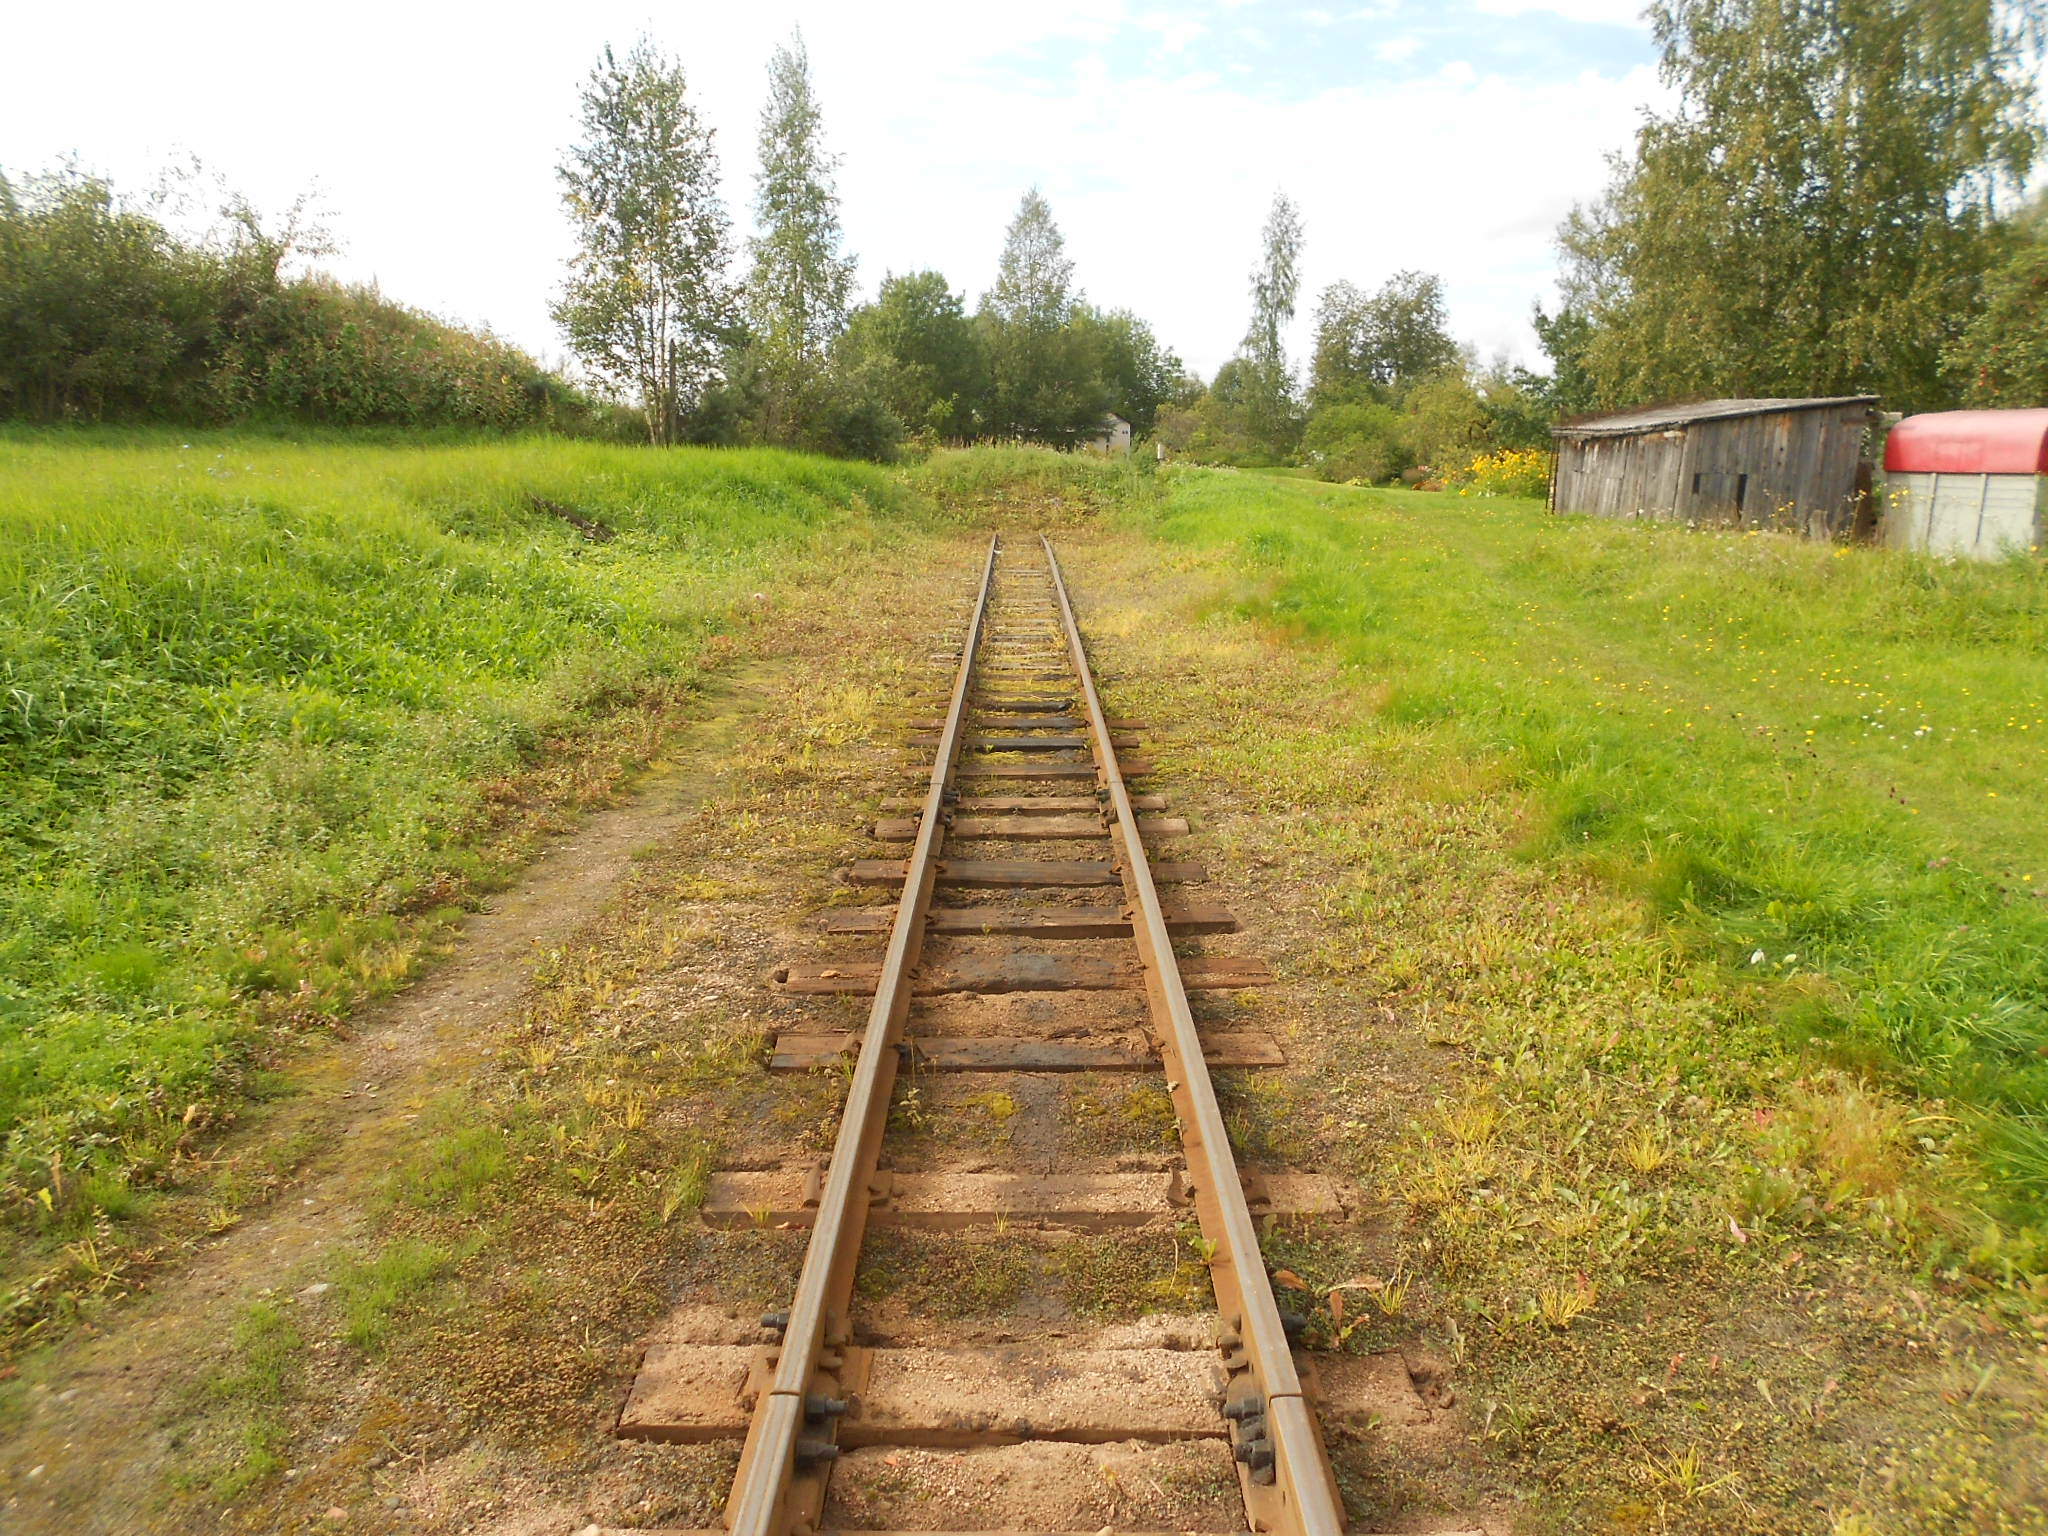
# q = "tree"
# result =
<box><xmin>1943</xmin><ymin>219</ymin><xmax>2048</xmax><ymax>406</ymax></box>
<box><xmin>1235</xmin><ymin>191</ymin><xmax>1305</xmax><ymax>454</ymax></box>
<box><xmin>1561</xmin><ymin>0</ymin><xmax>2045</xmax><ymax>411</ymax></box>
<box><xmin>1402</xmin><ymin>370</ymin><xmax>1490</xmax><ymax>472</ymax></box>
<box><xmin>1310</xmin><ymin>270</ymin><xmax>1459</xmax><ymax>406</ymax></box>
<box><xmin>1474</xmin><ymin>359</ymin><xmax>1555</xmax><ymax>451</ymax></box>
<box><xmin>554</xmin><ymin>40</ymin><xmax>734</xmax><ymax>445</ymax></box>
<box><xmin>746</xmin><ymin>31</ymin><xmax>856</xmax><ymax>441</ymax></box>
<box><xmin>838</xmin><ymin>270</ymin><xmax>986</xmax><ymax>438</ymax></box>
<box><xmin>1073</xmin><ymin>307</ymin><xmax>1182</xmax><ymax>435</ymax></box>
<box><xmin>1173</xmin><ymin>360</ymin><xmax>1265</xmax><ymax>464</ymax></box>
<box><xmin>980</xmin><ymin>189</ymin><xmax>1105</xmax><ymax>443</ymax></box>
<box><xmin>987</xmin><ymin>187</ymin><xmax>1075</xmax><ymax>333</ymax></box>
<box><xmin>1527</xmin><ymin>302</ymin><xmax>1600</xmax><ymax>421</ymax></box>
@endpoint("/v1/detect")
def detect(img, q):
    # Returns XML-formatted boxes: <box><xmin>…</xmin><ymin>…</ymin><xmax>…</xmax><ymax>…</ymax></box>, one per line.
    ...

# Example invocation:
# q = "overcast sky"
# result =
<box><xmin>5</xmin><ymin>0</ymin><xmax>1672</xmax><ymax>378</ymax></box>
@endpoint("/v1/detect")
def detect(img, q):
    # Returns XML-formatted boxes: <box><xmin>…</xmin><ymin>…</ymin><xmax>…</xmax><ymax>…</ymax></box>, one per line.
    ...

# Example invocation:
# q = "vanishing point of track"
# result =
<box><xmin>615</xmin><ymin>535</ymin><xmax>1360</xmax><ymax>1536</ymax></box>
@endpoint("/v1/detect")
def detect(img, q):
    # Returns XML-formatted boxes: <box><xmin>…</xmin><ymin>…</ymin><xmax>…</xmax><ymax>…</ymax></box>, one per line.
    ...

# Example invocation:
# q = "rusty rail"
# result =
<box><xmin>1042</xmin><ymin>535</ymin><xmax>1346</xmax><ymax>1536</ymax></box>
<box><xmin>724</xmin><ymin>534</ymin><xmax>1001</xmax><ymax>1536</ymax></box>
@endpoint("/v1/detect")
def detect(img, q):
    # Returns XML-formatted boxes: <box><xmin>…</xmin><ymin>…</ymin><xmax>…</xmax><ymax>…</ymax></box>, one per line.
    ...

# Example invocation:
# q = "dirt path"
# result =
<box><xmin>0</xmin><ymin>661</ymin><xmax>781</xmax><ymax>1534</ymax></box>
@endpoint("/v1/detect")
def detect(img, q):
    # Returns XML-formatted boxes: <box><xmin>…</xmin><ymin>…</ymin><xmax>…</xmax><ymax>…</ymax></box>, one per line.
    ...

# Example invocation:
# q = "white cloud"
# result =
<box><xmin>0</xmin><ymin>0</ymin><xmax>1661</xmax><ymax>379</ymax></box>
<box><xmin>1374</xmin><ymin>35</ymin><xmax>1424</xmax><ymax>62</ymax></box>
<box><xmin>1134</xmin><ymin>9</ymin><xmax>1211</xmax><ymax>51</ymax></box>
<box><xmin>1471</xmin><ymin>0</ymin><xmax>1650</xmax><ymax>26</ymax></box>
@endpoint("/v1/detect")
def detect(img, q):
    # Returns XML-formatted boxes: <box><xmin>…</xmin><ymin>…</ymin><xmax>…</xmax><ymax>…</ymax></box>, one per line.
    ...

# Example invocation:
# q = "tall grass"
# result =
<box><xmin>912</xmin><ymin>444</ymin><xmax>1158</xmax><ymax>512</ymax></box>
<box><xmin>1133</xmin><ymin>470</ymin><xmax>2048</xmax><ymax>1219</ymax></box>
<box><xmin>0</xmin><ymin>431</ymin><xmax>915</xmax><ymax>1224</ymax></box>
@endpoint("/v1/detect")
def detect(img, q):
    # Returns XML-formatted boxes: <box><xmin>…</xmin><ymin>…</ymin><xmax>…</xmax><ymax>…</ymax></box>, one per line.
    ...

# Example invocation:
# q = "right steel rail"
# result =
<box><xmin>1043</xmin><ymin>535</ymin><xmax>1347</xmax><ymax>1536</ymax></box>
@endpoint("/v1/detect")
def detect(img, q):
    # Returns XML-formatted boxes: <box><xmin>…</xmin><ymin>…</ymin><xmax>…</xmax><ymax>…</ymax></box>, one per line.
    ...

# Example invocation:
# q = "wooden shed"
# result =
<box><xmin>1550</xmin><ymin>396</ymin><xmax>1878</xmax><ymax>538</ymax></box>
<box><xmin>1883</xmin><ymin>409</ymin><xmax>2048</xmax><ymax>559</ymax></box>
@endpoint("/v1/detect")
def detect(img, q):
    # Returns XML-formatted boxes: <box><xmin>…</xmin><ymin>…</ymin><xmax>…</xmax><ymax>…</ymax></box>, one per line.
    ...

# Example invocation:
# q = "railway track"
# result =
<box><xmin>608</xmin><ymin>536</ymin><xmax>1453</xmax><ymax>1536</ymax></box>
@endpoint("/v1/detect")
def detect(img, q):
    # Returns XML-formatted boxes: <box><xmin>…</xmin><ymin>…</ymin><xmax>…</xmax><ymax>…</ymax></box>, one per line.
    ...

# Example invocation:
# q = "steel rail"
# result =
<box><xmin>1041</xmin><ymin>535</ymin><xmax>1346</xmax><ymax>1536</ymax></box>
<box><xmin>725</xmin><ymin>533</ymin><xmax>1002</xmax><ymax>1536</ymax></box>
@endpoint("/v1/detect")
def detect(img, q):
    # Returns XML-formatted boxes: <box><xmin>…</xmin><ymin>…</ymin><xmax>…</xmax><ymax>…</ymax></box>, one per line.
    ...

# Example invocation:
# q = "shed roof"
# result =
<box><xmin>1885</xmin><ymin>409</ymin><xmax>2048</xmax><ymax>476</ymax></box>
<box><xmin>1553</xmin><ymin>396</ymin><xmax>1877</xmax><ymax>439</ymax></box>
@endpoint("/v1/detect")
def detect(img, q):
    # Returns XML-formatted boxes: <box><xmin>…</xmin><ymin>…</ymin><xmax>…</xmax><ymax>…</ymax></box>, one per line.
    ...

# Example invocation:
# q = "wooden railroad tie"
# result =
<box><xmin>618</xmin><ymin>1340</ymin><xmax>1437</xmax><ymax>1448</ymax></box>
<box><xmin>765</xmin><ymin>1030</ymin><xmax>1285</xmax><ymax>1072</ymax></box>
<box><xmin>820</xmin><ymin>901</ymin><xmax>1238</xmax><ymax>937</ymax></box>
<box><xmin>907</xmin><ymin>733</ymin><xmax>1143</xmax><ymax>753</ymax></box>
<box><xmin>770</xmin><ymin>952</ymin><xmax>1273</xmax><ymax>995</ymax></box>
<box><xmin>871</xmin><ymin>813</ymin><xmax>1189</xmax><ymax>841</ymax></box>
<box><xmin>840</xmin><ymin>857</ymin><xmax>1203</xmax><ymax>887</ymax></box>
<box><xmin>905</xmin><ymin>715</ymin><xmax>1144</xmax><ymax>731</ymax></box>
<box><xmin>875</xmin><ymin>793</ymin><xmax>1168</xmax><ymax>814</ymax></box>
<box><xmin>946</xmin><ymin>759</ymin><xmax>1155</xmax><ymax>780</ymax></box>
<box><xmin>698</xmin><ymin>1169</ymin><xmax>1346</xmax><ymax>1229</ymax></box>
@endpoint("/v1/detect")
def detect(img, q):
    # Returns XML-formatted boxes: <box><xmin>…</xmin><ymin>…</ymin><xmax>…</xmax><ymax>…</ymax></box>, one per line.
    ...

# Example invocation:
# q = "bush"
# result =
<box><xmin>801</xmin><ymin>386</ymin><xmax>906</xmax><ymax>463</ymax></box>
<box><xmin>1402</xmin><ymin>371</ymin><xmax>1490</xmax><ymax>472</ymax></box>
<box><xmin>913</xmin><ymin>444</ymin><xmax>1153</xmax><ymax>509</ymax></box>
<box><xmin>1452</xmin><ymin>447</ymin><xmax>1552</xmax><ymax>499</ymax></box>
<box><xmin>0</xmin><ymin>165</ymin><xmax>606</xmax><ymax>433</ymax></box>
<box><xmin>1301</xmin><ymin>401</ymin><xmax>1407</xmax><ymax>483</ymax></box>
<box><xmin>215</xmin><ymin>277</ymin><xmax>608</xmax><ymax>432</ymax></box>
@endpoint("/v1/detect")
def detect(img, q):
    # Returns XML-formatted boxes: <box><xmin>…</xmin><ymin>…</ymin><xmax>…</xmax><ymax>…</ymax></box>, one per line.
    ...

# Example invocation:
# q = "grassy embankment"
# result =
<box><xmin>0</xmin><ymin>431</ymin><xmax>923</xmax><ymax>1314</ymax></box>
<box><xmin>1129</xmin><ymin>469</ymin><xmax>2048</xmax><ymax>1265</ymax></box>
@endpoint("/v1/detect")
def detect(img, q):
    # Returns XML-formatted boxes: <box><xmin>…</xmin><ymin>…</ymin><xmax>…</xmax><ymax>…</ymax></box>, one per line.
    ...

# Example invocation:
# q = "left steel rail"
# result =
<box><xmin>723</xmin><ymin>534</ymin><xmax>1002</xmax><ymax>1536</ymax></box>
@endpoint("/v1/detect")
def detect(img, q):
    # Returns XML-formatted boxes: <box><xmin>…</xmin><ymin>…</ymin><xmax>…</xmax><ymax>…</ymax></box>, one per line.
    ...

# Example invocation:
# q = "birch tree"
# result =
<box><xmin>554</xmin><ymin>40</ymin><xmax>733</xmax><ymax>444</ymax></box>
<box><xmin>980</xmin><ymin>188</ymin><xmax>1105</xmax><ymax>442</ymax></box>
<box><xmin>1237</xmin><ymin>191</ymin><xmax>1304</xmax><ymax>455</ymax></box>
<box><xmin>747</xmin><ymin>31</ymin><xmax>856</xmax><ymax>440</ymax></box>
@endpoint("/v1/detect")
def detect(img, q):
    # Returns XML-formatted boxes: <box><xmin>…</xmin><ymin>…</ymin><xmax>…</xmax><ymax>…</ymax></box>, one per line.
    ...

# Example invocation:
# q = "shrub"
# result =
<box><xmin>1452</xmin><ymin>447</ymin><xmax>1552</xmax><ymax>499</ymax></box>
<box><xmin>1301</xmin><ymin>401</ymin><xmax>1407</xmax><ymax>483</ymax></box>
<box><xmin>0</xmin><ymin>164</ymin><xmax>606</xmax><ymax>433</ymax></box>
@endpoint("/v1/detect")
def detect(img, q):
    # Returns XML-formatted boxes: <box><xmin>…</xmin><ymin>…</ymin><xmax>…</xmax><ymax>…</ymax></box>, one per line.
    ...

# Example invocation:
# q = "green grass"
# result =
<box><xmin>911</xmin><ymin>442</ymin><xmax>1157</xmax><ymax>512</ymax></box>
<box><xmin>178</xmin><ymin>1297</ymin><xmax>305</xmax><ymax>1498</ymax></box>
<box><xmin>0</xmin><ymin>431</ymin><xmax>922</xmax><ymax>1239</ymax></box>
<box><xmin>1130</xmin><ymin>469</ymin><xmax>2048</xmax><ymax>1222</ymax></box>
<box><xmin>336</xmin><ymin>1236</ymin><xmax>462</xmax><ymax>1351</ymax></box>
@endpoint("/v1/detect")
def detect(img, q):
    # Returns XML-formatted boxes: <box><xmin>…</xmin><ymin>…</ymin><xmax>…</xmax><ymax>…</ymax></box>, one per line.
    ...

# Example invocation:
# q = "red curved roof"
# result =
<box><xmin>1886</xmin><ymin>409</ymin><xmax>2048</xmax><ymax>474</ymax></box>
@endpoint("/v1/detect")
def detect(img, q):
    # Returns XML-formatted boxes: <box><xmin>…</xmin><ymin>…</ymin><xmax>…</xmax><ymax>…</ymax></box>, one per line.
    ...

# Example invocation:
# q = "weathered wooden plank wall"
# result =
<box><xmin>1553</xmin><ymin>405</ymin><xmax>1873</xmax><ymax>538</ymax></box>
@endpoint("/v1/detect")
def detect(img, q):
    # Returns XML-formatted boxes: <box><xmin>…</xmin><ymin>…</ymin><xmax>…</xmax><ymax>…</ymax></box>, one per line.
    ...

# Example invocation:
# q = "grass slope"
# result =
<box><xmin>1132</xmin><ymin>470</ymin><xmax>2048</xmax><ymax>1234</ymax></box>
<box><xmin>0</xmin><ymin>431</ymin><xmax>915</xmax><ymax>1253</ymax></box>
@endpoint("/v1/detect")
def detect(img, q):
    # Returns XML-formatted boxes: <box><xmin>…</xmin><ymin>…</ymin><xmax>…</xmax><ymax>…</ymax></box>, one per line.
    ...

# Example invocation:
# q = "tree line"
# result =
<box><xmin>1171</xmin><ymin>0</ymin><xmax>2046</xmax><ymax>490</ymax></box>
<box><xmin>556</xmin><ymin>35</ymin><xmax>1184</xmax><ymax>453</ymax></box>
<box><xmin>5</xmin><ymin>1</ymin><xmax>2040</xmax><ymax>458</ymax></box>
<box><xmin>0</xmin><ymin>167</ymin><xmax>618</xmax><ymax>432</ymax></box>
<box><xmin>1151</xmin><ymin>196</ymin><xmax>1554</xmax><ymax>487</ymax></box>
